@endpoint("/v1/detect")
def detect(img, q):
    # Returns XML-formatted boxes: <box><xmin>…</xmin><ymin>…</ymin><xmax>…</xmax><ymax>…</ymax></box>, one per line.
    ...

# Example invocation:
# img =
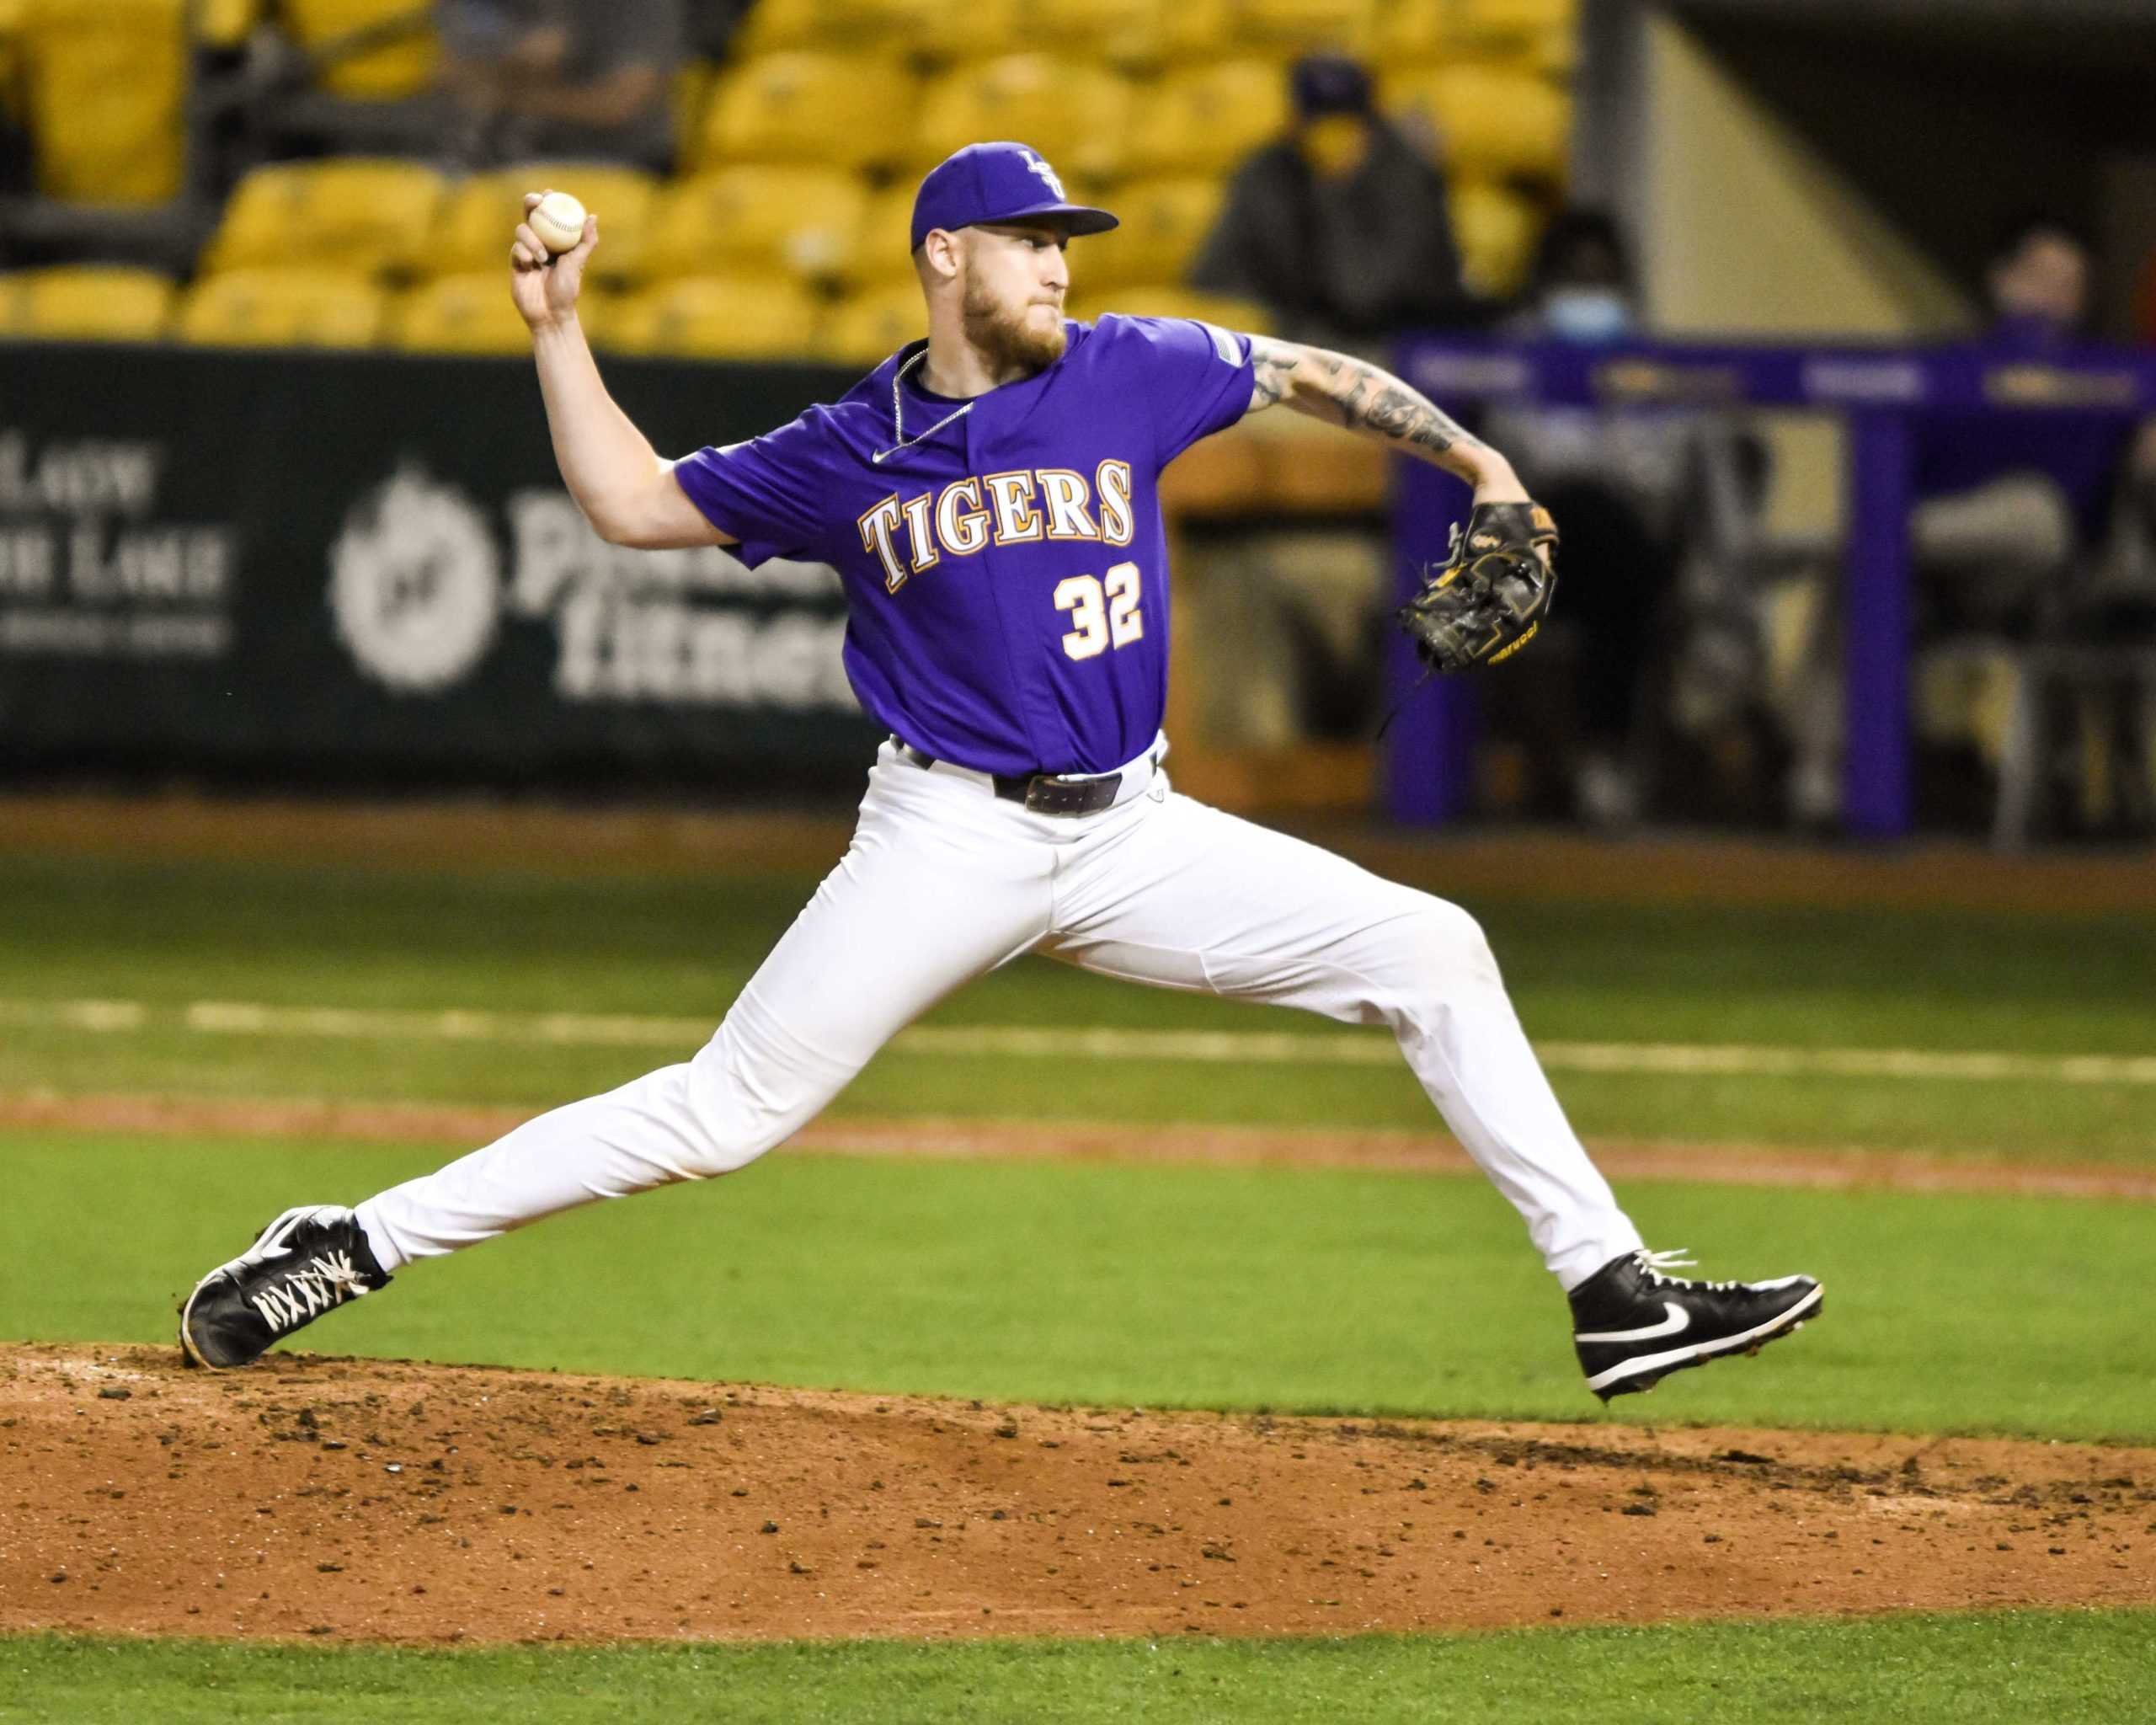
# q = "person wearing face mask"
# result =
<box><xmin>1910</xmin><ymin>216</ymin><xmax>2137</xmax><ymax>638</ymax></box>
<box><xmin>1905</xmin><ymin>216</ymin><xmax>2156</xmax><ymax>832</ymax></box>
<box><xmin>1481</xmin><ymin>211</ymin><xmax>1764</xmax><ymax>826</ymax></box>
<box><xmin>1187</xmin><ymin>53</ymin><xmax>1470</xmax><ymax>348</ymax></box>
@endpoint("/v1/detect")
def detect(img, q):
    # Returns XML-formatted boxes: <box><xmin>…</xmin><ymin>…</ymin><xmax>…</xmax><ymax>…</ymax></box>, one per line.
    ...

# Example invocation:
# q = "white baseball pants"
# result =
<box><xmin>357</xmin><ymin>740</ymin><xmax>1642</xmax><ymax>1290</ymax></box>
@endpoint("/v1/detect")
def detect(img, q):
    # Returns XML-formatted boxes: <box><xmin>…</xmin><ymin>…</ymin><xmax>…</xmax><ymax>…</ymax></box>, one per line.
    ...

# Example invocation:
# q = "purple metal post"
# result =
<box><xmin>1385</xmin><ymin>454</ymin><xmax>1478</xmax><ymax>824</ymax></box>
<box><xmin>1843</xmin><ymin>409</ymin><xmax>1913</xmax><ymax>836</ymax></box>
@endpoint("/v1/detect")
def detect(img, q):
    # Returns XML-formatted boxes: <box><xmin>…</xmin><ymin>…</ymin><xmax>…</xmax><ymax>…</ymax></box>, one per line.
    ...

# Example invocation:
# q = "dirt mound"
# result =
<box><xmin>3</xmin><ymin>1344</ymin><xmax>2150</xmax><ymax>1646</ymax></box>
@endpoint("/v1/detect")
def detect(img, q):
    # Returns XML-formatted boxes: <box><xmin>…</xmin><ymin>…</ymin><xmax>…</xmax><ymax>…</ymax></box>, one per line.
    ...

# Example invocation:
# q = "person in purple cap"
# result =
<box><xmin>179</xmin><ymin>142</ymin><xmax>1822</xmax><ymax>1405</ymax></box>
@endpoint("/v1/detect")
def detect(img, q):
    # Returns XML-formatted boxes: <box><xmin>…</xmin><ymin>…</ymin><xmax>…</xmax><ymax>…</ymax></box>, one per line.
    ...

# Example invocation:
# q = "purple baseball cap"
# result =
<box><xmin>909</xmin><ymin>142</ymin><xmax>1118</xmax><ymax>252</ymax></box>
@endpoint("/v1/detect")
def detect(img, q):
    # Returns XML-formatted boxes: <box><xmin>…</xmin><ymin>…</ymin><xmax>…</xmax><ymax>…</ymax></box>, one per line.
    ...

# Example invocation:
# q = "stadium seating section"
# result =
<box><xmin>175</xmin><ymin>267</ymin><xmax>387</xmax><ymax>347</ymax></box>
<box><xmin>0</xmin><ymin>0</ymin><xmax>1576</xmax><ymax>359</ymax></box>
<box><xmin>14</xmin><ymin>0</ymin><xmax>189</xmax><ymax>203</ymax></box>
<box><xmin>0</xmin><ymin>264</ymin><xmax>177</xmax><ymax>339</ymax></box>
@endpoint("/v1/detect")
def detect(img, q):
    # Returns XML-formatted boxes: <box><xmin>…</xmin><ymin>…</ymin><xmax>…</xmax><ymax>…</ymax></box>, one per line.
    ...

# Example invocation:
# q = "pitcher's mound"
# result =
<box><xmin>3</xmin><ymin>1344</ymin><xmax>2149</xmax><ymax>1644</ymax></box>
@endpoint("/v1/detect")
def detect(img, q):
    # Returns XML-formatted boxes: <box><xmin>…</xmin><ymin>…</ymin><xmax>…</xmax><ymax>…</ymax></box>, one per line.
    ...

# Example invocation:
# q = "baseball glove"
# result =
<box><xmin>1396</xmin><ymin>501</ymin><xmax>1560</xmax><ymax>673</ymax></box>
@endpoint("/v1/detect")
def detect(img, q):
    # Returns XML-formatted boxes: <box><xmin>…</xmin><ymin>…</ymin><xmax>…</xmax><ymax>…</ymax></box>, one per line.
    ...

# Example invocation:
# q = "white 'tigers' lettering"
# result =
<box><xmin>1095</xmin><ymin>460</ymin><xmax>1134</xmax><ymax>547</ymax></box>
<box><xmin>1038</xmin><ymin>469</ymin><xmax>1100</xmax><ymax>540</ymax></box>
<box><xmin>935</xmin><ymin>478</ymin><xmax>989</xmax><ymax>558</ymax></box>
<box><xmin>857</xmin><ymin>495</ymin><xmax>906</xmax><ymax>591</ymax></box>
<box><xmin>898</xmin><ymin>492</ymin><xmax>940</xmax><ymax>572</ymax></box>
<box><xmin>870</xmin><ymin>462</ymin><xmax>1138</xmax><ymax>580</ymax></box>
<box><xmin>984</xmin><ymin>473</ymin><xmax>1044</xmax><ymax>544</ymax></box>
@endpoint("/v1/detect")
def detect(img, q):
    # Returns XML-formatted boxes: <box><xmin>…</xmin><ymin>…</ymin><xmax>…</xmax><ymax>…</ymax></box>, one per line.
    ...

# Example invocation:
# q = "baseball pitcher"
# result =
<box><xmin>180</xmin><ymin>143</ymin><xmax>1822</xmax><ymax>1402</ymax></box>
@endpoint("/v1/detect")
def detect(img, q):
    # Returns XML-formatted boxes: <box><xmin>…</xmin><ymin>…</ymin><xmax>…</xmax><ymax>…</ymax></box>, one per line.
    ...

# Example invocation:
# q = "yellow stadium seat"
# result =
<box><xmin>280</xmin><ymin>0</ymin><xmax>439</xmax><ymax>101</ymax></box>
<box><xmin>644</xmin><ymin>167</ymin><xmax>867</xmax><ymax>286</ymax></box>
<box><xmin>1228</xmin><ymin>0</ymin><xmax>1377</xmax><ymax>56</ymax></box>
<box><xmin>912</xmin><ymin>56</ymin><xmax>1132</xmax><ymax>182</ymax></box>
<box><xmin>1150</xmin><ymin>0</ymin><xmax>1232</xmax><ymax>61</ymax></box>
<box><xmin>702</xmin><ymin>53</ymin><xmax>919</xmax><ymax>174</ymax></box>
<box><xmin>195</xmin><ymin>0</ymin><xmax>260</xmax><ymax>48</ymax></box>
<box><xmin>176</xmin><ymin>269</ymin><xmax>387</xmax><ymax>347</ymax></box>
<box><xmin>1448</xmin><ymin>178</ymin><xmax>1540</xmax><ymax>297</ymax></box>
<box><xmin>1071</xmin><ymin>285</ymin><xmax>1272</xmax><ymax>335</ymax></box>
<box><xmin>1457</xmin><ymin>0</ymin><xmax>1577</xmax><ymax>44</ymax></box>
<box><xmin>433</xmin><ymin>165</ymin><xmax>659</xmax><ymax>283</ymax></box>
<box><xmin>1027</xmin><ymin>0</ymin><xmax>1169</xmax><ymax>70</ymax></box>
<box><xmin>915</xmin><ymin>0</ymin><xmax>1022</xmax><ymax>65</ymax></box>
<box><xmin>736</xmin><ymin>0</ymin><xmax>933</xmax><ymax>56</ymax></box>
<box><xmin>1454</xmin><ymin>0</ymin><xmax>1577</xmax><ymax>75</ymax></box>
<box><xmin>732</xmin><ymin>0</ymin><xmax>819</xmax><ymax>52</ymax></box>
<box><xmin>818</xmin><ymin>280</ymin><xmax>924</xmax><ymax>368</ymax></box>
<box><xmin>1385</xmin><ymin>64</ymin><xmax>1570</xmax><ymax>182</ymax></box>
<box><xmin>600</xmin><ymin>276</ymin><xmax>820</xmax><ymax>360</ymax></box>
<box><xmin>390</xmin><ymin>272</ymin><xmax>539</xmax><ymax>354</ymax></box>
<box><xmin>205</xmin><ymin>159</ymin><xmax>447</xmax><ymax>280</ymax></box>
<box><xmin>671</xmin><ymin>60</ymin><xmax>719</xmax><ymax>167</ymax></box>
<box><xmin>852</xmin><ymin>183</ymin><xmax>922</xmax><ymax>284</ymax></box>
<box><xmin>20</xmin><ymin>0</ymin><xmax>187</xmax><ymax>204</ymax></box>
<box><xmin>1526</xmin><ymin>29</ymin><xmax>1577</xmax><ymax>78</ymax></box>
<box><xmin>1127</xmin><ymin>60</ymin><xmax>1291</xmax><ymax>179</ymax></box>
<box><xmin>1374</xmin><ymin>0</ymin><xmax>1455</xmax><ymax>60</ymax></box>
<box><xmin>1075</xmin><ymin>178</ymin><xmax>1224</xmax><ymax>293</ymax></box>
<box><xmin>0</xmin><ymin>266</ymin><xmax>175</xmax><ymax>340</ymax></box>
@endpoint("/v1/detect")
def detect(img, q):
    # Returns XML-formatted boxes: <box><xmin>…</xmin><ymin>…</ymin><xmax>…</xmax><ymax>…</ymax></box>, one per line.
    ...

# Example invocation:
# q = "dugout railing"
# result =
<box><xmin>1385</xmin><ymin>336</ymin><xmax>2156</xmax><ymax>838</ymax></box>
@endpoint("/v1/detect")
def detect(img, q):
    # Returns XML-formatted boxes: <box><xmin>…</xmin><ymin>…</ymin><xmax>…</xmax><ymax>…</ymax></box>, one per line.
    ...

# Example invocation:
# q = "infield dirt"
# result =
<box><xmin>4</xmin><ymin>1344</ymin><xmax>2150</xmax><ymax>1647</ymax></box>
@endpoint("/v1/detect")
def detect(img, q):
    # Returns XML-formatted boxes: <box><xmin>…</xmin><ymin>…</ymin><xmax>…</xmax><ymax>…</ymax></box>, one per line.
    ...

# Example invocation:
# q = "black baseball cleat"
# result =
<box><xmin>178</xmin><ymin>1205</ymin><xmax>392</xmax><ymax>1370</ymax></box>
<box><xmin>1570</xmin><ymin>1248</ymin><xmax>1822</xmax><ymax>1402</ymax></box>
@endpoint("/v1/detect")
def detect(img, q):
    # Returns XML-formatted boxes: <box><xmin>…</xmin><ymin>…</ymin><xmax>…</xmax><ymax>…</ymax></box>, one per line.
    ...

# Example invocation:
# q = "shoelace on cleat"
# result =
<box><xmin>1635</xmin><ymin>1247</ymin><xmax>1740</xmax><ymax>1293</ymax></box>
<box><xmin>248</xmin><ymin>1249</ymin><xmax>373</xmax><ymax>1333</ymax></box>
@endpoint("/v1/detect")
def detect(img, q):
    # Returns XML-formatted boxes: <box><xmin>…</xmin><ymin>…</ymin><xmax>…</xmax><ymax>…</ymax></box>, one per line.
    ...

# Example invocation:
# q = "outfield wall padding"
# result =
<box><xmin>0</xmin><ymin>344</ymin><xmax>881</xmax><ymax>792</ymax></box>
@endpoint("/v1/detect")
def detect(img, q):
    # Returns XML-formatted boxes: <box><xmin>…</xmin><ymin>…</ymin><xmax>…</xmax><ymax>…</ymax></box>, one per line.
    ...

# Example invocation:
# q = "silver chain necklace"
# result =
<box><xmin>873</xmin><ymin>349</ymin><xmax>974</xmax><ymax>465</ymax></box>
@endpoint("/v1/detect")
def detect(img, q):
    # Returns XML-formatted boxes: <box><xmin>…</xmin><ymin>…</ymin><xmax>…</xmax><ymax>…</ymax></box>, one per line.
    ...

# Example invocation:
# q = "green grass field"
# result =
<box><xmin>5</xmin><ymin>1132</ymin><xmax>2151</xmax><ymax>1441</ymax></box>
<box><xmin>5</xmin><ymin>855</ymin><xmax>2153</xmax><ymax>1158</ymax></box>
<box><xmin>3</xmin><ymin>842</ymin><xmax>2152</xmax><ymax>1721</ymax></box>
<box><xmin>5</xmin><ymin>1610</ymin><xmax>2152</xmax><ymax>1725</ymax></box>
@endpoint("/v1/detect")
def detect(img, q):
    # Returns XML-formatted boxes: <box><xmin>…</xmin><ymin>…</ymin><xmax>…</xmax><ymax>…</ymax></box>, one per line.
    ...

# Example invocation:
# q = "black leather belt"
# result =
<box><xmin>896</xmin><ymin>741</ymin><xmax>1125</xmax><ymax>815</ymax></box>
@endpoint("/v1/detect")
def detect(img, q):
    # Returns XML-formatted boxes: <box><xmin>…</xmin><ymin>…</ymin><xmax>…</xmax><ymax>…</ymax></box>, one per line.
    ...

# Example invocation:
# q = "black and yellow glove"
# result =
<box><xmin>1396</xmin><ymin>501</ymin><xmax>1559</xmax><ymax>673</ymax></box>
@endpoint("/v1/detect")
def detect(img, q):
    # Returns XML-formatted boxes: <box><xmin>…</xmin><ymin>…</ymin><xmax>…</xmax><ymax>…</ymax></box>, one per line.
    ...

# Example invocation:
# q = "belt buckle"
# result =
<box><xmin>1025</xmin><ymin>771</ymin><xmax>1121</xmax><ymax>815</ymax></box>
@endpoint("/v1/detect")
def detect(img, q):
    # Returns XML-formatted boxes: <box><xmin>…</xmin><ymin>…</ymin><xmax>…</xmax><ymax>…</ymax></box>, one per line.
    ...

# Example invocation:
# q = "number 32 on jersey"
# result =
<box><xmin>1054</xmin><ymin>561</ymin><xmax>1142</xmax><ymax>660</ymax></box>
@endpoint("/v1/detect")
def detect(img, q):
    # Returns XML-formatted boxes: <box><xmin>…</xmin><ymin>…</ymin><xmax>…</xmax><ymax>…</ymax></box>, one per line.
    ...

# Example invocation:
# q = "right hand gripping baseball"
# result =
<box><xmin>510</xmin><ymin>190</ymin><xmax>597</xmax><ymax>333</ymax></box>
<box><xmin>1396</xmin><ymin>499</ymin><xmax>1561</xmax><ymax>674</ymax></box>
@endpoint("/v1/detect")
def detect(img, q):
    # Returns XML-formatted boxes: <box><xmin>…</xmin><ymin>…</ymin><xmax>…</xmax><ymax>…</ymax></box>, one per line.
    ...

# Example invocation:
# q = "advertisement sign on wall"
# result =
<box><xmin>0</xmin><ymin>345</ymin><xmax>881</xmax><ymax>788</ymax></box>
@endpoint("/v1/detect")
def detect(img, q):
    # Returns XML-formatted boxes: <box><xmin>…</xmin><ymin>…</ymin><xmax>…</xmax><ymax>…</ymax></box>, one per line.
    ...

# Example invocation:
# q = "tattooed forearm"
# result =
<box><xmin>1248</xmin><ymin>340</ymin><xmax>1299</xmax><ymax>410</ymax></box>
<box><xmin>1242</xmin><ymin>335</ymin><xmax>1499</xmax><ymax>482</ymax></box>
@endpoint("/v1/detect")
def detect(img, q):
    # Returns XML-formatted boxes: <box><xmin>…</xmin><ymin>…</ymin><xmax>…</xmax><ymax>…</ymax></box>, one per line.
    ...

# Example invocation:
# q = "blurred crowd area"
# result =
<box><xmin>2</xmin><ymin>0</ymin><xmax>2153</xmax><ymax>843</ymax></box>
<box><xmin>0</xmin><ymin>0</ymin><xmax>1574</xmax><ymax>355</ymax></box>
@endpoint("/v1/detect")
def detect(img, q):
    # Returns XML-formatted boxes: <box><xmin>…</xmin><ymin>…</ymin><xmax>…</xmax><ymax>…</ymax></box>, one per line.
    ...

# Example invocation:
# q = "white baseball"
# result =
<box><xmin>528</xmin><ymin>191</ymin><xmax>588</xmax><ymax>255</ymax></box>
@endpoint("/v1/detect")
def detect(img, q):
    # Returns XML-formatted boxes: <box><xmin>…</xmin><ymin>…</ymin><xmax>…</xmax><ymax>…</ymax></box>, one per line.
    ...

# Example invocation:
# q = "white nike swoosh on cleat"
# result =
<box><xmin>1575</xmin><ymin>1300</ymin><xmax>1690</xmax><ymax>1344</ymax></box>
<box><xmin>1585</xmin><ymin>1284</ymin><xmax>1824</xmax><ymax>1395</ymax></box>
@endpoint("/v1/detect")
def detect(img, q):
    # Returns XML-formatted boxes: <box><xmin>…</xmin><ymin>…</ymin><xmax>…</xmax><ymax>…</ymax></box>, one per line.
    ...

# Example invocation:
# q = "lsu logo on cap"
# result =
<box><xmin>1022</xmin><ymin>147</ymin><xmax>1066</xmax><ymax>201</ymax></box>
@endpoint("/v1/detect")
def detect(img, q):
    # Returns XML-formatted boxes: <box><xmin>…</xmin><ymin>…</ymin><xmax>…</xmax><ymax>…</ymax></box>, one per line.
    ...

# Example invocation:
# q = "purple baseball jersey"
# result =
<box><xmin>673</xmin><ymin>315</ymin><xmax>1256</xmax><ymax>776</ymax></box>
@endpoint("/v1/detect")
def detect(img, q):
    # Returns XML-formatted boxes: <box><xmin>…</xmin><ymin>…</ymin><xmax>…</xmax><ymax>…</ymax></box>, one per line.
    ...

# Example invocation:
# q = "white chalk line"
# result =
<box><xmin>2</xmin><ymin>996</ymin><xmax>2153</xmax><ymax>1087</ymax></box>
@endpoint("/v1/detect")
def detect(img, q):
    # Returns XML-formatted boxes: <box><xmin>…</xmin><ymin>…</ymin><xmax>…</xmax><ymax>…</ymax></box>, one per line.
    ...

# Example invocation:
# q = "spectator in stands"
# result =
<box><xmin>1908</xmin><ymin>215</ymin><xmax>2156</xmax><ymax>834</ymax></box>
<box><xmin>1187</xmin><ymin>53</ymin><xmax>1467</xmax><ymax>346</ymax></box>
<box><xmin>438</xmin><ymin>0</ymin><xmax>684</xmax><ymax>171</ymax></box>
<box><xmin>1483</xmin><ymin>209</ymin><xmax>1764</xmax><ymax>827</ymax></box>
<box><xmin>1911</xmin><ymin>215</ymin><xmax>2135</xmax><ymax>640</ymax></box>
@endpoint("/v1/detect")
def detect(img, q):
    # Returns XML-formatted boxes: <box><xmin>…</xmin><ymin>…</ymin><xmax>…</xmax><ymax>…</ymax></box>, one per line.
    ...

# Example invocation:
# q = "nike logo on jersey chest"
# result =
<box><xmin>857</xmin><ymin>459</ymin><xmax>1136</xmax><ymax>594</ymax></box>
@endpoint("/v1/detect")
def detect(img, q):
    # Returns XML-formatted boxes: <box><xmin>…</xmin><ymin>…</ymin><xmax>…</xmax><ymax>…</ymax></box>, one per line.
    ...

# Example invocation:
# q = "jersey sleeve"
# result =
<box><xmin>1113</xmin><ymin>315</ymin><xmax>1257</xmax><ymax>466</ymax></box>
<box><xmin>670</xmin><ymin>409</ymin><xmax>832</xmax><ymax>567</ymax></box>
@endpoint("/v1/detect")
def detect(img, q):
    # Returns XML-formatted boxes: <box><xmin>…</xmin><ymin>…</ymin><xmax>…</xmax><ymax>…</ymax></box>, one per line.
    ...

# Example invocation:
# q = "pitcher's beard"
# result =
<box><xmin>963</xmin><ymin>283</ymin><xmax>1067</xmax><ymax>375</ymax></box>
